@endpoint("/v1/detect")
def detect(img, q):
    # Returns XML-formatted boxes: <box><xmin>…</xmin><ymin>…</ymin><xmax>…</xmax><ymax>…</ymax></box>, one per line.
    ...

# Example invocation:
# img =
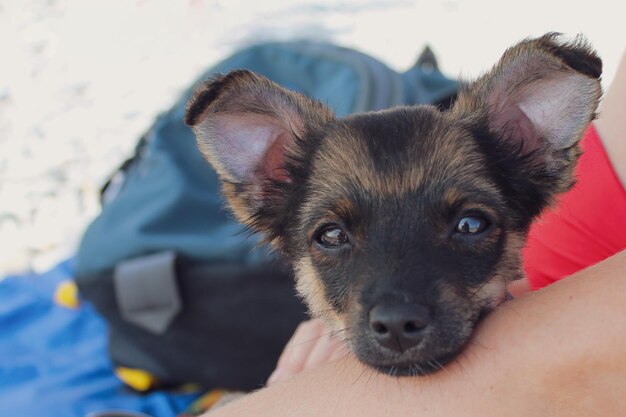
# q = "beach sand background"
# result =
<box><xmin>1</xmin><ymin>0</ymin><xmax>624</xmax><ymax>274</ymax></box>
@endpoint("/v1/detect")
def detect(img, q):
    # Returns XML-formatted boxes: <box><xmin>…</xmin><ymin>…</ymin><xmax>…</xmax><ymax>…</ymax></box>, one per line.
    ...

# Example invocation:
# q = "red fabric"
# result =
<box><xmin>524</xmin><ymin>125</ymin><xmax>626</xmax><ymax>290</ymax></box>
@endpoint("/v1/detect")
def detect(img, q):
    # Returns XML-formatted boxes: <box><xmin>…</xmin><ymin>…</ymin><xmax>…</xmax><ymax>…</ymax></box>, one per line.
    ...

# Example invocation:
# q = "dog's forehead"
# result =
<box><xmin>308</xmin><ymin>106</ymin><xmax>487</xmax><ymax>197</ymax></box>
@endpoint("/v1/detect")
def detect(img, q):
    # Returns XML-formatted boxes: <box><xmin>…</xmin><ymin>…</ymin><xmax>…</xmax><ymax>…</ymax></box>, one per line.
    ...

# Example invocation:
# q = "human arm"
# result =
<box><xmin>208</xmin><ymin>249</ymin><xmax>626</xmax><ymax>417</ymax></box>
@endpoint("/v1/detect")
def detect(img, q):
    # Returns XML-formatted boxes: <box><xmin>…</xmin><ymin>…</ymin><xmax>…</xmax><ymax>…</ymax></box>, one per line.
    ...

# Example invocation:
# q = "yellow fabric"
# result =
<box><xmin>53</xmin><ymin>280</ymin><xmax>80</xmax><ymax>309</ymax></box>
<box><xmin>186</xmin><ymin>390</ymin><xmax>228</xmax><ymax>414</ymax></box>
<box><xmin>114</xmin><ymin>367</ymin><xmax>158</xmax><ymax>391</ymax></box>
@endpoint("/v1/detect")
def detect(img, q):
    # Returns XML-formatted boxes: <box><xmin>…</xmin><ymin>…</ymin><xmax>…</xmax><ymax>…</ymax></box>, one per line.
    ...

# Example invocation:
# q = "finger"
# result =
<box><xmin>508</xmin><ymin>278</ymin><xmax>531</xmax><ymax>297</ymax></box>
<box><xmin>268</xmin><ymin>319</ymin><xmax>325</xmax><ymax>384</ymax></box>
<box><xmin>277</xmin><ymin>319</ymin><xmax>325</xmax><ymax>369</ymax></box>
<box><xmin>328</xmin><ymin>340</ymin><xmax>351</xmax><ymax>363</ymax></box>
<box><xmin>301</xmin><ymin>328</ymin><xmax>341</xmax><ymax>371</ymax></box>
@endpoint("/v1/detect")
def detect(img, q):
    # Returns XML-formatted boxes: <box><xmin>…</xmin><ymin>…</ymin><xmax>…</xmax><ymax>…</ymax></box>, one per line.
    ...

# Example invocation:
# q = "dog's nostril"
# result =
<box><xmin>371</xmin><ymin>321</ymin><xmax>388</xmax><ymax>335</ymax></box>
<box><xmin>403</xmin><ymin>320</ymin><xmax>426</xmax><ymax>334</ymax></box>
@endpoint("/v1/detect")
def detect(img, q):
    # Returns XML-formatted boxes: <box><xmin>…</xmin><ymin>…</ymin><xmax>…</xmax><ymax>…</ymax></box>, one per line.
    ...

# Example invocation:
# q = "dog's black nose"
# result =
<box><xmin>369</xmin><ymin>303</ymin><xmax>431</xmax><ymax>352</ymax></box>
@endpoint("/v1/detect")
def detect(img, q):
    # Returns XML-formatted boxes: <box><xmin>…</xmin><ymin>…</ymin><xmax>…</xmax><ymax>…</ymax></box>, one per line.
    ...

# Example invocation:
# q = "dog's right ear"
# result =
<box><xmin>451</xmin><ymin>33</ymin><xmax>602</xmax><ymax>218</ymax></box>
<box><xmin>185</xmin><ymin>70</ymin><xmax>335</xmax><ymax>244</ymax></box>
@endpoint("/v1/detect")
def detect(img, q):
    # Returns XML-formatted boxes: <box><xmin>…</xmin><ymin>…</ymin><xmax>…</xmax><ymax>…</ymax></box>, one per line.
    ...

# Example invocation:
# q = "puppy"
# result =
<box><xmin>185</xmin><ymin>34</ymin><xmax>602</xmax><ymax>376</ymax></box>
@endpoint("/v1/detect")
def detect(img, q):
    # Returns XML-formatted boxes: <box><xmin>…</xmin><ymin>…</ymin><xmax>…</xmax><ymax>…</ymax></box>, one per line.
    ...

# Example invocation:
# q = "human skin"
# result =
<box><xmin>206</xmin><ymin>51</ymin><xmax>626</xmax><ymax>417</ymax></box>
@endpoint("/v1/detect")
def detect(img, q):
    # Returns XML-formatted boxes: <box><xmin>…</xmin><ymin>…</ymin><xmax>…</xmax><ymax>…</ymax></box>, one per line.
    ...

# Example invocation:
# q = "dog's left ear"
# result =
<box><xmin>453</xmin><ymin>33</ymin><xmax>602</xmax><ymax>217</ymax></box>
<box><xmin>185</xmin><ymin>70</ymin><xmax>335</xmax><ymax>247</ymax></box>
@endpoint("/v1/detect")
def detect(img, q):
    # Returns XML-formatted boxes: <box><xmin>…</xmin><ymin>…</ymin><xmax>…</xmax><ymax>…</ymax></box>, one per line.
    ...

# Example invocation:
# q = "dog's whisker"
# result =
<box><xmin>432</xmin><ymin>358</ymin><xmax>453</xmax><ymax>377</ymax></box>
<box><xmin>365</xmin><ymin>366</ymin><xmax>376</xmax><ymax>385</ymax></box>
<box><xmin>451</xmin><ymin>354</ymin><xmax>468</xmax><ymax>377</ymax></box>
<box><xmin>352</xmin><ymin>362</ymin><xmax>370</xmax><ymax>386</ymax></box>
<box><xmin>287</xmin><ymin>326</ymin><xmax>354</xmax><ymax>355</ymax></box>
<box><xmin>328</xmin><ymin>327</ymin><xmax>348</xmax><ymax>336</ymax></box>
<box><xmin>467</xmin><ymin>279</ymin><xmax>491</xmax><ymax>300</ymax></box>
<box><xmin>414</xmin><ymin>363</ymin><xmax>424</xmax><ymax>377</ymax></box>
<box><xmin>466</xmin><ymin>338</ymin><xmax>489</xmax><ymax>351</ymax></box>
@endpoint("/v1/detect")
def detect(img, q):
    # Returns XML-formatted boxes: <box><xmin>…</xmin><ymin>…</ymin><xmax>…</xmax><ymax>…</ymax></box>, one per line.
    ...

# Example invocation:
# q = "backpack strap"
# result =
<box><xmin>114</xmin><ymin>251</ymin><xmax>181</xmax><ymax>334</ymax></box>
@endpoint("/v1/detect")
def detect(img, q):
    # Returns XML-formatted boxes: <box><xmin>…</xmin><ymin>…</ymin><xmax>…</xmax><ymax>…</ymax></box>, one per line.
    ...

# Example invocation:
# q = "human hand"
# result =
<box><xmin>508</xmin><ymin>277</ymin><xmax>531</xmax><ymax>298</ymax></box>
<box><xmin>267</xmin><ymin>318</ymin><xmax>349</xmax><ymax>386</ymax></box>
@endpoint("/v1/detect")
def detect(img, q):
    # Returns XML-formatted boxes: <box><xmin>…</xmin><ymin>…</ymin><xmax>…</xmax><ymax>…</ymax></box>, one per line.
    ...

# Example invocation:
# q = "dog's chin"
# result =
<box><xmin>369</xmin><ymin>350</ymin><xmax>461</xmax><ymax>377</ymax></box>
<box><xmin>353</xmin><ymin>334</ymin><xmax>471</xmax><ymax>378</ymax></box>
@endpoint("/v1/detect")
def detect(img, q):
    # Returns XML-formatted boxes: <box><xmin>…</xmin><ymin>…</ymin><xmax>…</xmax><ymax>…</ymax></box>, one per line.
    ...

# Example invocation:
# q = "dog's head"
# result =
<box><xmin>185</xmin><ymin>34</ymin><xmax>601</xmax><ymax>375</ymax></box>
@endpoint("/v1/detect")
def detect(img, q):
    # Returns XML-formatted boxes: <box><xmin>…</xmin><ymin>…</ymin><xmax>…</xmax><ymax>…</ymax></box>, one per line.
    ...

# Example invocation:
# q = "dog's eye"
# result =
<box><xmin>317</xmin><ymin>226</ymin><xmax>349</xmax><ymax>247</ymax></box>
<box><xmin>456</xmin><ymin>216</ymin><xmax>489</xmax><ymax>234</ymax></box>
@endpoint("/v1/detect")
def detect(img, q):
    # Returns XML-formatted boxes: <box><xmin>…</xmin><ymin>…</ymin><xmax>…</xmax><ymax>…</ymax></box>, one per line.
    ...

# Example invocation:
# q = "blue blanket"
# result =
<box><xmin>0</xmin><ymin>260</ymin><xmax>198</xmax><ymax>417</ymax></box>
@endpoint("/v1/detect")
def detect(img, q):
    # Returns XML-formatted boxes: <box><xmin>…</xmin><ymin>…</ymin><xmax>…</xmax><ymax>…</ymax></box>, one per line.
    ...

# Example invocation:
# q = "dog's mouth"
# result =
<box><xmin>357</xmin><ymin>332</ymin><xmax>474</xmax><ymax>377</ymax></box>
